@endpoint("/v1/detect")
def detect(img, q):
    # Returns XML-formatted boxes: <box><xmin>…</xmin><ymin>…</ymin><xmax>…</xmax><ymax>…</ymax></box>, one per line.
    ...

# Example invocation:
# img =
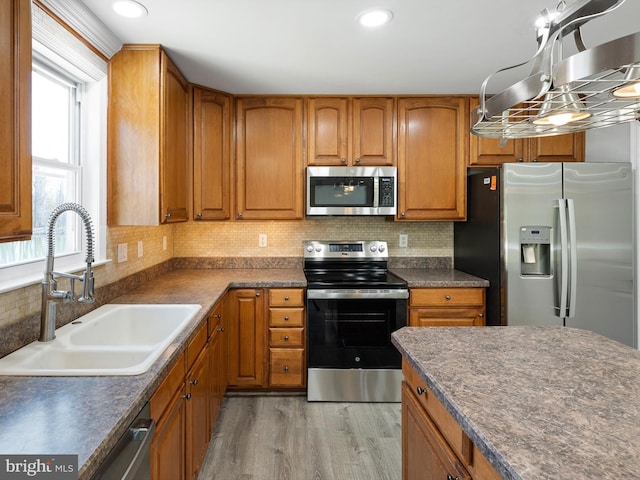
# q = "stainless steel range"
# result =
<box><xmin>304</xmin><ymin>240</ymin><xmax>408</xmax><ymax>402</ymax></box>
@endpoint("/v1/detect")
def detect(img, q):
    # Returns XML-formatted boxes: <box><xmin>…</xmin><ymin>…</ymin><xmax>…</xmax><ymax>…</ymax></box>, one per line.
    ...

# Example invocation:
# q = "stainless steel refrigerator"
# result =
<box><xmin>454</xmin><ymin>162</ymin><xmax>636</xmax><ymax>348</ymax></box>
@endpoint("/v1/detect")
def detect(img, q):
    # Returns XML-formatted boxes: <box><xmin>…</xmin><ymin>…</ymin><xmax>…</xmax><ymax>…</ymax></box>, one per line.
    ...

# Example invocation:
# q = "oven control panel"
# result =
<box><xmin>304</xmin><ymin>240</ymin><xmax>388</xmax><ymax>259</ymax></box>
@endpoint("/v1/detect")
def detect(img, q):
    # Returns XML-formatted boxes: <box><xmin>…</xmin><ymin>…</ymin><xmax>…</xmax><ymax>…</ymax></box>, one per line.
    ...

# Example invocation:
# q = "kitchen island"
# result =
<box><xmin>392</xmin><ymin>325</ymin><xmax>640</xmax><ymax>480</ymax></box>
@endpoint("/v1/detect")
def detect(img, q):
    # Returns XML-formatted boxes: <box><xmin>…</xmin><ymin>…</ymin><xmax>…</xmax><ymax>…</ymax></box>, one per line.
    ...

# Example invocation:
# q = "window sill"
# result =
<box><xmin>0</xmin><ymin>259</ymin><xmax>112</xmax><ymax>294</ymax></box>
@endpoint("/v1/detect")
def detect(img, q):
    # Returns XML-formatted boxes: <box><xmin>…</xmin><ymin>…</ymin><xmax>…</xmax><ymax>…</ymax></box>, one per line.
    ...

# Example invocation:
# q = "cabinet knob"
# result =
<box><xmin>284</xmin><ymin>366</ymin><xmax>289</xmax><ymax>372</ymax></box>
<box><xmin>284</xmin><ymin>335</ymin><xmax>289</xmax><ymax>341</ymax></box>
<box><xmin>190</xmin><ymin>379</ymin><xmax>199</xmax><ymax>386</ymax></box>
<box><xmin>401</xmin><ymin>212</ymin><xmax>406</xmax><ymax>217</ymax></box>
<box><xmin>416</xmin><ymin>386</ymin><xmax>426</xmax><ymax>396</ymax></box>
<box><xmin>284</xmin><ymin>296</ymin><xmax>289</xmax><ymax>301</ymax></box>
<box><xmin>218</xmin><ymin>327</ymin><xmax>225</xmax><ymax>332</ymax></box>
<box><xmin>284</xmin><ymin>316</ymin><xmax>289</xmax><ymax>321</ymax></box>
<box><xmin>341</xmin><ymin>158</ymin><xmax>347</xmax><ymax>163</ymax></box>
<box><xmin>215</xmin><ymin>313</ymin><xmax>222</xmax><ymax>319</ymax></box>
<box><xmin>447</xmin><ymin>475</ymin><xmax>460</xmax><ymax>480</ymax></box>
<box><xmin>237</xmin><ymin>212</ymin><xmax>243</xmax><ymax>218</ymax></box>
<box><xmin>518</xmin><ymin>157</ymin><xmax>524</xmax><ymax>162</ymax></box>
<box><xmin>256</xmin><ymin>292</ymin><xmax>261</xmax><ymax>297</ymax></box>
<box><xmin>479</xmin><ymin>313</ymin><xmax>484</xmax><ymax>318</ymax></box>
<box><xmin>165</xmin><ymin>212</ymin><xmax>172</xmax><ymax>218</ymax></box>
<box><xmin>182</xmin><ymin>393</ymin><xmax>192</xmax><ymax>400</ymax></box>
<box><xmin>196</xmin><ymin>212</ymin><xmax>202</xmax><ymax>218</ymax></box>
<box><xmin>355</xmin><ymin>157</ymin><xmax>361</xmax><ymax>163</ymax></box>
<box><xmin>445</xmin><ymin>295</ymin><xmax>451</xmax><ymax>300</ymax></box>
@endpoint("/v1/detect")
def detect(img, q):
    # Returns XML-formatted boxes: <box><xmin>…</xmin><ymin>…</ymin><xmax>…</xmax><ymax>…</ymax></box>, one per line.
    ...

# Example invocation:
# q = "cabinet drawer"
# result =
<box><xmin>269</xmin><ymin>327</ymin><xmax>304</xmax><ymax>347</ymax></box>
<box><xmin>151</xmin><ymin>352</ymin><xmax>186</xmax><ymax>420</ymax></box>
<box><xmin>270</xmin><ymin>348</ymin><xmax>304</xmax><ymax>386</ymax></box>
<box><xmin>402</xmin><ymin>359</ymin><xmax>470</xmax><ymax>464</ymax></box>
<box><xmin>186</xmin><ymin>321</ymin><xmax>208</xmax><ymax>370</ymax></box>
<box><xmin>410</xmin><ymin>288</ymin><xmax>484</xmax><ymax>307</ymax></box>
<box><xmin>409</xmin><ymin>308</ymin><xmax>485</xmax><ymax>327</ymax></box>
<box><xmin>269</xmin><ymin>288</ymin><xmax>305</xmax><ymax>307</ymax></box>
<box><xmin>269</xmin><ymin>307</ymin><xmax>304</xmax><ymax>327</ymax></box>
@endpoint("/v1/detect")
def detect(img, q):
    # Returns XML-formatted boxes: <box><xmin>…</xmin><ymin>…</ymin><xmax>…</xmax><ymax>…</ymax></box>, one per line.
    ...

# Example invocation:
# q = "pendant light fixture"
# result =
<box><xmin>472</xmin><ymin>0</ymin><xmax>640</xmax><ymax>139</ymax></box>
<box><xmin>612</xmin><ymin>65</ymin><xmax>640</xmax><ymax>98</ymax></box>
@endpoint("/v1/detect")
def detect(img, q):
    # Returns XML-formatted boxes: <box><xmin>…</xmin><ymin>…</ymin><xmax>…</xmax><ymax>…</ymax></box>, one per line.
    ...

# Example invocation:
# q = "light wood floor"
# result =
<box><xmin>197</xmin><ymin>395</ymin><xmax>402</xmax><ymax>480</ymax></box>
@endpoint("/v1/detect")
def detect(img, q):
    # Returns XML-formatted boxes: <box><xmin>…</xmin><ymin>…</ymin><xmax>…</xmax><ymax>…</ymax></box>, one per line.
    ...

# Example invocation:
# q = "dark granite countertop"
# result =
<box><xmin>0</xmin><ymin>266</ymin><xmax>485</xmax><ymax>479</ymax></box>
<box><xmin>0</xmin><ymin>268</ymin><xmax>305</xmax><ymax>480</ymax></box>
<box><xmin>392</xmin><ymin>326</ymin><xmax>640</xmax><ymax>480</ymax></box>
<box><xmin>391</xmin><ymin>268</ymin><xmax>489</xmax><ymax>287</ymax></box>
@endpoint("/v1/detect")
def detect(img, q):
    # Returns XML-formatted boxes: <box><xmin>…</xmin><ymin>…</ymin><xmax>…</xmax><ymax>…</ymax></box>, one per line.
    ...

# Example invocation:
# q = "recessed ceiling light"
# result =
<box><xmin>356</xmin><ymin>8</ymin><xmax>393</xmax><ymax>28</ymax></box>
<box><xmin>112</xmin><ymin>0</ymin><xmax>148</xmax><ymax>19</ymax></box>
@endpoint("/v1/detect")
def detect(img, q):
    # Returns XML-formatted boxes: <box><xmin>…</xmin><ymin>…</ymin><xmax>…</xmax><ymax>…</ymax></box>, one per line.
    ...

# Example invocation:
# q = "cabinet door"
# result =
<box><xmin>397</xmin><ymin>97</ymin><xmax>467</xmax><ymax>221</ymax></box>
<box><xmin>409</xmin><ymin>308</ymin><xmax>485</xmax><ymax>327</ymax></box>
<box><xmin>151</xmin><ymin>386</ymin><xmax>186</xmax><ymax>480</ymax></box>
<box><xmin>402</xmin><ymin>383</ymin><xmax>471</xmax><ymax>480</ymax></box>
<box><xmin>227</xmin><ymin>289</ymin><xmax>266</xmax><ymax>387</ymax></box>
<box><xmin>192</xmin><ymin>87</ymin><xmax>231</xmax><ymax>220</ymax></box>
<box><xmin>235</xmin><ymin>97</ymin><xmax>304</xmax><ymax>219</ymax></box>
<box><xmin>186</xmin><ymin>347</ymin><xmax>210</xmax><ymax>480</ymax></box>
<box><xmin>0</xmin><ymin>0</ymin><xmax>31</xmax><ymax>242</ymax></box>
<box><xmin>161</xmin><ymin>52</ymin><xmax>189</xmax><ymax>223</ymax></box>
<box><xmin>528</xmin><ymin>132</ymin><xmax>585</xmax><ymax>163</ymax></box>
<box><xmin>307</xmin><ymin>97</ymin><xmax>349</xmax><ymax>166</ymax></box>
<box><xmin>352</xmin><ymin>97</ymin><xmax>395</xmax><ymax>166</ymax></box>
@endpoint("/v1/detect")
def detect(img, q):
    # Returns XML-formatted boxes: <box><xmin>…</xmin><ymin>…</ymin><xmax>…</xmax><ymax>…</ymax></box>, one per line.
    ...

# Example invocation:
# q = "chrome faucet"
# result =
<box><xmin>40</xmin><ymin>203</ymin><xmax>95</xmax><ymax>342</ymax></box>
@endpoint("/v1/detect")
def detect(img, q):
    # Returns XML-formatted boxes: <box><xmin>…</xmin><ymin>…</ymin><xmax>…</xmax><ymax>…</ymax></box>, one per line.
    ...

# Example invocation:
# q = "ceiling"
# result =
<box><xmin>80</xmin><ymin>0</ymin><xmax>640</xmax><ymax>95</ymax></box>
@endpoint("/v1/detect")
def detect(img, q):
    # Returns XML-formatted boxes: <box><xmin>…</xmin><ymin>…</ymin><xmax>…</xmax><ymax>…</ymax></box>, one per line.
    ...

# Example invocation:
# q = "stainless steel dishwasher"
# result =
<box><xmin>91</xmin><ymin>403</ymin><xmax>155</xmax><ymax>480</ymax></box>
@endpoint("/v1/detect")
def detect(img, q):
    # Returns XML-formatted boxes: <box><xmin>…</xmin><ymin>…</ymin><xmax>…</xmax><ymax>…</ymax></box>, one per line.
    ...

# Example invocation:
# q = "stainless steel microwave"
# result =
<box><xmin>306</xmin><ymin>166</ymin><xmax>397</xmax><ymax>216</ymax></box>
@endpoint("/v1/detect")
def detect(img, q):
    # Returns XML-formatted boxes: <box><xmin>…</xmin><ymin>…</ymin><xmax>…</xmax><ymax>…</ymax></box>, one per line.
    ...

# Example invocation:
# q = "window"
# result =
<box><xmin>0</xmin><ymin>63</ymin><xmax>82</xmax><ymax>268</ymax></box>
<box><xmin>0</xmin><ymin>52</ymin><xmax>106</xmax><ymax>291</ymax></box>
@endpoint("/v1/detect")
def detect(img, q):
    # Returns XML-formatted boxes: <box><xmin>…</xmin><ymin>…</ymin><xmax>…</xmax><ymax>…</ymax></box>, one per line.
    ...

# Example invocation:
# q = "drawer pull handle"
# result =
<box><xmin>284</xmin><ymin>366</ymin><xmax>289</xmax><ymax>372</ymax></box>
<box><xmin>284</xmin><ymin>335</ymin><xmax>289</xmax><ymax>341</ymax></box>
<box><xmin>284</xmin><ymin>316</ymin><xmax>289</xmax><ymax>321</ymax></box>
<box><xmin>190</xmin><ymin>379</ymin><xmax>198</xmax><ymax>386</ymax></box>
<box><xmin>182</xmin><ymin>393</ymin><xmax>192</xmax><ymax>401</ymax></box>
<box><xmin>416</xmin><ymin>386</ymin><xmax>426</xmax><ymax>396</ymax></box>
<box><xmin>445</xmin><ymin>295</ymin><xmax>451</xmax><ymax>300</ymax></box>
<box><xmin>284</xmin><ymin>296</ymin><xmax>289</xmax><ymax>301</ymax></box>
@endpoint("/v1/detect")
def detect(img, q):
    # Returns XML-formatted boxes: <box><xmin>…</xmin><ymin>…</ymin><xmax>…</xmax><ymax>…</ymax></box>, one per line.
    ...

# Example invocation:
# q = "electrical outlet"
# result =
<box><xmin>137</xmin><ymin>240</ymin><xmax>143</xmax><ymax>258</ymax></box>
<box><xmin>117</xmin><ymin>243</ymin><xmax>128</xmax><ymax>263</ymax></box>
<box><xmin>162</xmin><ymin>236</ymin><xmax>167</xmax><ymax>251</ymax></box>
<box><xmin>399</xmin><ymin>234</ymin><xmax>408</xmax><ymax>248</ymax></box>
<box><xmin>259</xmin><ymin>234</ymin><xmax>268</xmax><ymax>248</ymax></box>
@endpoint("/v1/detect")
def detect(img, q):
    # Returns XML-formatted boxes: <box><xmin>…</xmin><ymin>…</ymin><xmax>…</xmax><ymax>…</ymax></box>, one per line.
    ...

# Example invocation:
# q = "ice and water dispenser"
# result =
<box><xmin>520</xmin><ymin>226</ymin><xmax>551</xmax><ymax>276</ymax></box>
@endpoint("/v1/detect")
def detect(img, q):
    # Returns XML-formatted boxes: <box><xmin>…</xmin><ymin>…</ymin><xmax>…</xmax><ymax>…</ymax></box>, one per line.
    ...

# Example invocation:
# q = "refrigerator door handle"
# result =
<box><xmin>566</xmin><ymin>198</ymin><xmax>578</xmax><ymax>318</ymax></box>
<box><xmin>556</xmin><ymin>198</ymin><xmax>570</xmax><ymax>317</ymax></box>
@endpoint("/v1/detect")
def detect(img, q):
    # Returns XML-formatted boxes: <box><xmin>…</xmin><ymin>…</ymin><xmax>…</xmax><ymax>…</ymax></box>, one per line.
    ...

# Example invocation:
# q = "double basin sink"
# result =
<box><xmin>0</xmin><ymin>304</ymin><xmax>201</xmax><ymax>376</ymax></box>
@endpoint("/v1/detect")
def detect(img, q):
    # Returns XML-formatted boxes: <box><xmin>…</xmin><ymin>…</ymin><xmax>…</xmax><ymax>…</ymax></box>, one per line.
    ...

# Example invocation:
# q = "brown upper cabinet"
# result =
<box><xmin>108</xmin><ymin>45</ymin><xmax>189</xmax><ymax>225</ymax></box>
<box><xmin>307</xmin><ymin>97</ymin><xmax>395</xmax><ymax>166</ymax></box>
<box><xmin>397</xmin><ymin>97</ymin><xmax>468</xmax><ymax>221</ymax></box>
<box><xmin>235</xmin><ymin>97</ymin><xmax>304</xmax><ymax>220</ymax></box>
<box><xmin>192</xmin><ymin>85</ymin><xmax>231</xmax><ymax>220</ymax></box>
<box><xmin>468</xmin><ymin>97</ymin><xmax>585</xmax><ymax>166</ymax></box>
<box><xmin>0</xmin><ymin>0</ymin><xmax>31</xmax><ymax>242</ymax></box>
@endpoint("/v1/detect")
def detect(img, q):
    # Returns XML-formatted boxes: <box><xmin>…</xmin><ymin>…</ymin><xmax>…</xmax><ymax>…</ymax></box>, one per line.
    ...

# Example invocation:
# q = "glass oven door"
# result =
<box><xmin>306</xmin><ymin>296</ymin><xmax>407</xmax><ymax>369</ymax></box>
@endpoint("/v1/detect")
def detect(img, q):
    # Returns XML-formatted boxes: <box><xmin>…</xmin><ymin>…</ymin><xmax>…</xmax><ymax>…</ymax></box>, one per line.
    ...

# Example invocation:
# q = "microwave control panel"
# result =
<box><xmin>379</xmin><ymin>177</ymin><xmax>395</xmax><ymax>207</ymax></box>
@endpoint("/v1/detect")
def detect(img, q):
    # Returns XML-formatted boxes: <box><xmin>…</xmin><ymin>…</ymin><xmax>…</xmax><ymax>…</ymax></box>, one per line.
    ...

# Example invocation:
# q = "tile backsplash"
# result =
<box><xmin>0</xmin><ymin>218</ymin><xmax>452</xmax><ymax>330</ymax></box>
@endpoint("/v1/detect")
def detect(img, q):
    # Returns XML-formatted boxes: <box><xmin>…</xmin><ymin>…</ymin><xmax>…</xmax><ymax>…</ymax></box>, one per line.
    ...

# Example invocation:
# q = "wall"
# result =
<box><xmin>174</xmin><ymin>218</ymin><xmax>451</xmax><ymax>259</ymax></box>
<box><xmin>0</xmin><ymin>225</ymin><xmax>174</xmax><ymax>330</ymax></box>
<box><xmin>0</xmin><ymin>218</ymin><xmax>451</xmax><ymax>330</ymax></box>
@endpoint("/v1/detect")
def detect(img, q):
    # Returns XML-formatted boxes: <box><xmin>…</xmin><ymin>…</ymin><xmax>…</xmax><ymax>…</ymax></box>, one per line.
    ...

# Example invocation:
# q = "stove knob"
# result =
<box><xmin>370</xmin><ymin>245</ymin><xmax>377</xmax><ymax>252</ymax></box>
<box><xmin>378</xmin><ymin>244</ymin><xmax>386</xmax><ymax>253</ymax></box>
<box><xmin>306</xmin><ymin>245</ymin><xmax>314</xmax><ymax>253</ymax></box>
<box><xmin>315</xmin><ymin>246</ymin><xmax>322</xmax><ymax>252</ymax></box>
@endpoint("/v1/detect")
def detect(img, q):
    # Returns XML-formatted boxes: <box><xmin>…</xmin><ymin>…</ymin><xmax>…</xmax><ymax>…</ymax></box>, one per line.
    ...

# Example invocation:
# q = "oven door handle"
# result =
<box><xmin>306</xmin><ymin>289</ymin><xmax>409</xmax><ymax>300</ymax></box>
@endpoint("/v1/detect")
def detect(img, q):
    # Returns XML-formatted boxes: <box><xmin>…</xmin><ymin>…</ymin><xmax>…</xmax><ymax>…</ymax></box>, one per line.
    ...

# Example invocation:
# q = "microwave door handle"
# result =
<box><xmin>373</xmin><ymin>177</ymin><xmax>379</xmax><ymax>208</ymax></box>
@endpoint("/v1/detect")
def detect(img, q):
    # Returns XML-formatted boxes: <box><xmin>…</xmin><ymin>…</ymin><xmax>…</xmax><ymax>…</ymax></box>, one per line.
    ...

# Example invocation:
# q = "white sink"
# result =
<box><xmin>0</xmin><ymin>304</ymin><xmax>201</xmax><ymax>376</ymax></box>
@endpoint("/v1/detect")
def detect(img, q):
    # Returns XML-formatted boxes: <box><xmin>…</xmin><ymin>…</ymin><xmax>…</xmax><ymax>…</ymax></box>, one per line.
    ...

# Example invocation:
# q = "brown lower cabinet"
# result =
<box><xmin>402</xmin><ymin>360</ymin><xmax>501</xmax><ymax>480</ymax></box>
<box><xmin>409</xmin><ymin>288</ymin><xmax>486</xmax><ymax>327</ymax></box>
